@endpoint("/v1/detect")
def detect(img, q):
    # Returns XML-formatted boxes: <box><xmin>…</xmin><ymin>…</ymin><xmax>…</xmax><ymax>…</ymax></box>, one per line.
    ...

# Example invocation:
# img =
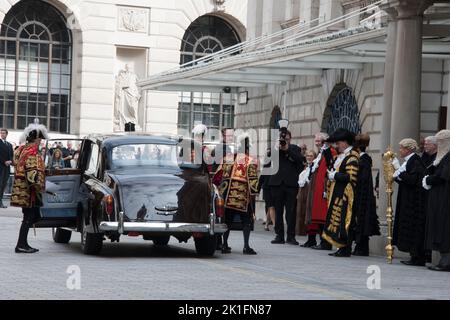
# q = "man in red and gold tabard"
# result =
<box><xmin>11</xmin><ymin>120</ymin><xmax>49</xmax><ymax>254</ymax></box>
<box><xmin>213</xmin><ymin>136</ymin><xmax>259</xmax><ymax>255</ymax></box>
<box><xmin>301</xmin><ymin>132</ymin><xmax>337</xmax><ymax>250</ymax></box>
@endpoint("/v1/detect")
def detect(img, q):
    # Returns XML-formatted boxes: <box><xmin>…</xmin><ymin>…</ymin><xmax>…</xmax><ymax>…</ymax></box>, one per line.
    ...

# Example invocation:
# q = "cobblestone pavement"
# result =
<box><xmin>0</xmin><ymin>205</ymin><xmax>449</xmax><ymax>300</ymax></box>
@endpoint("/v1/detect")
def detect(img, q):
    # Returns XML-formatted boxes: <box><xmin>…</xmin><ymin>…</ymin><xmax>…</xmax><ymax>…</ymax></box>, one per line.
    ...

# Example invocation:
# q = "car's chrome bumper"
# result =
<box><xmin>99</xmin><ymin>221</ymin><xmax>228</xmax><ymax>234</ymax></box>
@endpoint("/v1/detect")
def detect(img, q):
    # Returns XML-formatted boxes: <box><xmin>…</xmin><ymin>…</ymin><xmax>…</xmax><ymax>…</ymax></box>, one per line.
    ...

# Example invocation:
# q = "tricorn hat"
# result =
<box><xmin>326</xmin><ymin>128</ymin><xmax>356</xmax><ymax>145</ymax></box>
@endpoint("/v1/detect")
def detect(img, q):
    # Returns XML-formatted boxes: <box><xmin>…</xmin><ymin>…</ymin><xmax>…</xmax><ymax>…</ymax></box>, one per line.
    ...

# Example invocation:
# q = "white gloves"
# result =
<box><xmin>393</xmin><ymin>168</ymin><xmax>403</xmax><ymax>180</ymax></box>
<box><xmin>422</xmin><ymin>175</ymin><xmax>431</xmax><ymax>190</ymax></box>
<box><xmin>392</xmin><ymin>158</ymin><xmax>401</xmax><ymax>170</ymax></box>
<box><xmin>393</xmin><ymin>158</ymin><xmax>406</xmax><ymax>180</ymax></box>
<box><xmin>327</xmin><ymin>169</ymin><xmax>336</xmax><ymax>181</ymax></box>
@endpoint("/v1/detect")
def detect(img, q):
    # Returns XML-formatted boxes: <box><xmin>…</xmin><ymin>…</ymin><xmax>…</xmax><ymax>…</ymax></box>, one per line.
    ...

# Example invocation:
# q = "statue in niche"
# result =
<box><xmin>114</xmin><ymin>64</ymin><xmax>142</xmax><ymax>131</ymax></box>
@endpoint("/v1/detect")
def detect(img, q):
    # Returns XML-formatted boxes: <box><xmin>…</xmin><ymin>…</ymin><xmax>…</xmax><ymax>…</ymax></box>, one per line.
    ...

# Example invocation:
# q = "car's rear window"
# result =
<box><xmin>111</xmin><ymin>143</ymin><xmax>178</xmax><ymax>168</ymax></box>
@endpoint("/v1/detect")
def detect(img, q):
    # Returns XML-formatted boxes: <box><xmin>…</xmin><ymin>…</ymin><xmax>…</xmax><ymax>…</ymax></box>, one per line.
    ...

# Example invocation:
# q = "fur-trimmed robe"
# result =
<box><xmin>322</xmin><ymin>149</ymin><xmax>359</xmax><ymax>248</ymax></box>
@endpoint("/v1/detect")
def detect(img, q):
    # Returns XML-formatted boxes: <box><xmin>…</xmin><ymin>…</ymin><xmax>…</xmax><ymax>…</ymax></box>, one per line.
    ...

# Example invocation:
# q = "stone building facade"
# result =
<box><xmin>0</xmin><ymin>0</ymin><xmax>248</xmax><ymax>143</ymax></box>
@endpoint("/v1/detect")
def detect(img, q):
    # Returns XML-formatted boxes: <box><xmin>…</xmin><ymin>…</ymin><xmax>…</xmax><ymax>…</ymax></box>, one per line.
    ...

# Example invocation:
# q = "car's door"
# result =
<box><xmin>35</xmin><ymin>139</ymin><xmax>86</xmax><ymax>228</ymax></box>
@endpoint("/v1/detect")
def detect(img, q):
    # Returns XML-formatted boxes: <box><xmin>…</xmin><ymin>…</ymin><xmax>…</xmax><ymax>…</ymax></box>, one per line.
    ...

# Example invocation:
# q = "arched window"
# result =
<box><xmin>178</xmin><ymin>15</ymin><xmax>241</xmax><ymax>135</ymax></box>
<box><xmin>0</xmin><ymin>0</ymin><xmax>72</xmax><ymax>133</ymax></box>
<box><xmin>180</xmin><ymin>15</ymin><xmax>240</xmax><ymax>65</ymax></box>
<box><xmin>321</xmin><ymin>83</ymin><xmax>361</xmax><ymax>135</ymax></box>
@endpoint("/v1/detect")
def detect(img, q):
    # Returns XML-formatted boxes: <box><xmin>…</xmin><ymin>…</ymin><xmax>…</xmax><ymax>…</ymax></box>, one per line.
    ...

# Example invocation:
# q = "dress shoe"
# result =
<box><xmin>311</xmin><ymin>243</ymin><xmax>332</xmax><ymax>250</ymax></box>
<box><xmin>243</xmin><ymin>247</ymin><xmax>257</xmax><ymax>255</ymax></box>
<box><xmin>428</xmin><ymin>265</ymin><xmax>450</xmax><ymax>272</ymax></box>
<box><xmin>400</xmin><ymin>259</ymin><xmax>425</xmax><ymax>267</ymax></box>
<box><xmin>300</xmin><ymin>240</ymin><xmax>317</xmax><ymax>248</ymax></box>
<box><xmin>27</xmin><ymin>246</ymin><xmax>39</xmax><ymax>252</ymax></box>
<box><xmin>0</xmin><ymin>204</ymin><xmax>7</xmax><ymax>209</ymax></box>
<box><xmin>286</xmin><ymin>239</ymin><xmax>299</xmax><ymax>245</ymax></box>
<box><xmin>271</xmin><ymin>237</ymin><xmax>285</xmax><ymax>244</ymax></box>
<box><xmin>221</xmin><ymin>246</ymin><xmax>231</xmax><ymax>254</ymax></box>
<box><xmin>329</xmin><ymin>249</ymin><xmax>351</xmax><ymax>257</ymax></box>
<box><xmin>15</xmin><ymin>247</ymin><xmax>38</xmax><ymax>254</ymax></box>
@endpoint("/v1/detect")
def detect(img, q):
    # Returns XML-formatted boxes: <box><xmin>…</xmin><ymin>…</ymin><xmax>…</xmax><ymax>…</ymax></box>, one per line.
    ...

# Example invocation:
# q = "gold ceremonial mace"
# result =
<box><xmin>382</xmin><ymin>147</ymin><xmax>396</xmax><ymax>264</ymax></box>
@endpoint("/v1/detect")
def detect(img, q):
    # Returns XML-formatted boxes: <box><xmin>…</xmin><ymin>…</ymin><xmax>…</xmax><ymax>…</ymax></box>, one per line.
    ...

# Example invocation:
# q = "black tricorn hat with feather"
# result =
<box><xmin>326</xmin><ymin>128</ymin><xmax>355</xmax><ymax>146</ymax></box>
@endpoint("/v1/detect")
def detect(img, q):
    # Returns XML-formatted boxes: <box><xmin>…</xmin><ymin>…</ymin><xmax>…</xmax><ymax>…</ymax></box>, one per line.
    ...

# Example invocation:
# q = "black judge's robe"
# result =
<box><xmin>352</xmin><ymin>153</ymin><xmax>380</xmax><ymax>242</ymax></box>
<box><xmin>424</xmin><ymin>151</ymin><xmax>450</xmax><ymax>254</ymax></box>
<box><xmin>393</xmin><ymin>154</ymin><xmax>427</xmax><ymax>254</ymax></box>
<box><xmin>421</xmin><ymin>152</ymin><xmax>436</xmax><ymax>169</ymax></box>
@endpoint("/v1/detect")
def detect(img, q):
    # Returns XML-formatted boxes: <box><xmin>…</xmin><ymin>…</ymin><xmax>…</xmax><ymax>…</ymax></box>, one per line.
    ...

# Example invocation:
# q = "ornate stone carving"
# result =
<box><xmin>118</xmin><ymin>7</ymin><xmax>148</xmax><ymax>33</ymax></box>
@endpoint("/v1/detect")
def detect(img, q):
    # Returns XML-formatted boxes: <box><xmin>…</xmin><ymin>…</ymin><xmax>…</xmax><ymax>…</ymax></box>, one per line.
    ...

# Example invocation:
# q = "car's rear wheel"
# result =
<box><xmin>153</xmin><ymin>236</ymin><xmax>170</xmax><ymax>246</ymax></box>
<box><xmin>194</xmin><ymin>235</ymin><xmax>216</xmax><ymax>256</ymax></box>
<box><xmin>52</xmin><ymin>228</ymin><xmax>72</xmax><ymax>244</ymax></box>
<box><xmin>80</xmin><ymin>215</ymin><xmax>103</xmax><ymax>255</ymax></box>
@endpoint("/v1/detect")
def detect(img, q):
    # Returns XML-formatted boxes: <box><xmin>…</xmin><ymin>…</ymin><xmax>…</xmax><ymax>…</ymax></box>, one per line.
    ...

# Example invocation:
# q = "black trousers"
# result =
<box><xmin>16</xmin><ymin>207</ymin><xmax>41</xmax><ymax>248</ymax></box>
<box><xmin>0</xmin><ymin>166</ymin><xmax>10</xmax><ymax>204</ymax></box>
<box><xmin>271</xmin><ymin>184</ymin><xmax>298</xmax><ymax>240</ymax></box>
<box><xmin>224</xmin><ymin>209</ymin><xmax>252</xmax><ymax>228</ymax></box>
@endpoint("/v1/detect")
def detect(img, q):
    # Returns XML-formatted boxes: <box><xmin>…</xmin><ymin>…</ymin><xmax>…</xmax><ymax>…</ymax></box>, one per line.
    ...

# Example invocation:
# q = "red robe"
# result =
<box><xmin>310</xmin><ymin>147</ymin><xmax>337</xmax><ymax>225</ymax></box>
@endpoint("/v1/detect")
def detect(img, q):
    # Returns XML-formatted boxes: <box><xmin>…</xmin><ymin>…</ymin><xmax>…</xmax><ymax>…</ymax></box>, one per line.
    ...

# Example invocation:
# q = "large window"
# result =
<box><xmin>178</xmin><ymin>92</ymin><xmax>235</xmax><ymax>134</ymax></box>
<box><xmin>0</xmin><ymin>0</ymin><xmax>72</xmax><ymax>133</ymax></box>
<box><xmin>178</xmin><ymin>15</ymin><xmax>240</xmax><ymax>134</ymax></box>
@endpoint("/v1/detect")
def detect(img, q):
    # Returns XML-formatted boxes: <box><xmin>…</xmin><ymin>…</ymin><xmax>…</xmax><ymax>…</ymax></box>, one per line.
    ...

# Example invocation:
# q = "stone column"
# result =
<box><xmin>390</xmin><ymin>0</ymin><xmax>432</xmax><ymax>145</ymax></box>
<box><xmin>378</xmin><ymin>9</ymin><xmax>397</xmax><ymax>242</ymax></box>
<box><xmin>380</xmin><ymin>9</ymin><xmax>398</xmax><ymax>152</ymax></box>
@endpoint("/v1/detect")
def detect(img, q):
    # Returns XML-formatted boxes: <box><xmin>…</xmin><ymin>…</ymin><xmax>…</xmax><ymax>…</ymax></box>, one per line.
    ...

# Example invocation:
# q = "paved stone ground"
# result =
<box><xmin>0</xmin><ymin>204</ymin><xmax>449</xmax><ymax>300</ymax></box>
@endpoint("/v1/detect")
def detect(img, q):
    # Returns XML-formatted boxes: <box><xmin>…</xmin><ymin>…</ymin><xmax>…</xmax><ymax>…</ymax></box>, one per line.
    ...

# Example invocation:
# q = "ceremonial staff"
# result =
<box><xmin>382</xmin><ymin>147</ymin><xmax>395</xmax><ymax>263</ymax></box>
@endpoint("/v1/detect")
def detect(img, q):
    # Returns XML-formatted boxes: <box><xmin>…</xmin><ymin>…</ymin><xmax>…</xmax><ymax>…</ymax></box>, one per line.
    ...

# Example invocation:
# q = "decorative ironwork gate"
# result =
<box><xmin>321</xmin><ymin>83</ymin><xmax>361</xmax><ymax>135</ymax></box>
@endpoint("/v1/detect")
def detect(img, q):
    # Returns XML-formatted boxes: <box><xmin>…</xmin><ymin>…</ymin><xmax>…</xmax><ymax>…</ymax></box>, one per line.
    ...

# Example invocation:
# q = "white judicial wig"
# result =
<box><xmin>435</xmin><ymin>130</ymin><xmax>450</xmax><ymax>165</ymax></box>
<box><xmin>399</xmin><ymin>138</ymin><xmax>418</xmax><ymax>152</ymax></box>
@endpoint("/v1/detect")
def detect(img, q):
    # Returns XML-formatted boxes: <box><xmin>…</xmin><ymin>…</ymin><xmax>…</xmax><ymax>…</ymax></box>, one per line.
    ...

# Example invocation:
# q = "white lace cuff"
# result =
<box><xmin>422</xmin><ymin>176</ymin><xmax>431</xmax><ymax>190</ymax></box>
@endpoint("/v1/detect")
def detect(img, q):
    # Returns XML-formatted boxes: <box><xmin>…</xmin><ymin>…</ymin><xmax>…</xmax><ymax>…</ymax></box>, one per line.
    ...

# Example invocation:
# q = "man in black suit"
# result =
<box><xmin>0</xmin><ymin>128</ymin><xmax>14</xmax><ymax>208</ymax></box>
<box><xmin>269</xmin><ymin>129</ymin><xmax>305</xmax><ymax>245</ymax></box>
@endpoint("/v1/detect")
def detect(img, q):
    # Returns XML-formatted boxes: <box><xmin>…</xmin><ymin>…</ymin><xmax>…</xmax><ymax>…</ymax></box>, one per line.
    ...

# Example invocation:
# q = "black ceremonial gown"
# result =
<box><xmin>352</xmin><ymin>153</ymin><xmax>380</xmax><ymax>242</ymax></box>
<box><xmin>392</xmin><ymin>154</ymin><xmax>427</xmax><ymax>254</ymax></box>
<box><xmin>322</xmin><ymin>149</ymin><xmax>359</xmax><ymax>248</ymax></box>
<box><xmin>425</xmin><ymin>151</ymin><xmax>450</xmax><ymax>254</ymax></box>
<box><xmin>421</xmin><ymin>152</ymin><xmax>436</xmax><ymax>169</ymax></box>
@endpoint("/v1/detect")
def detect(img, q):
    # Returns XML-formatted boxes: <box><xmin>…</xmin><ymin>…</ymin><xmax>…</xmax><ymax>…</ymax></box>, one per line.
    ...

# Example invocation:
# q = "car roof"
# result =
<box><xmin>86</xmin><ymin>133</ymin><xmax>179</xmax><ymax>149</ymax></box>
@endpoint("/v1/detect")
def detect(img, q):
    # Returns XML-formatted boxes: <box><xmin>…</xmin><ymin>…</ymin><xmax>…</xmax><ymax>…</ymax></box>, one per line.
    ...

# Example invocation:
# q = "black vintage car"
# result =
<box><xmin>37</xmin><ymin>134</ymin><xmax>227</xmax><ymax>256</ymax></box>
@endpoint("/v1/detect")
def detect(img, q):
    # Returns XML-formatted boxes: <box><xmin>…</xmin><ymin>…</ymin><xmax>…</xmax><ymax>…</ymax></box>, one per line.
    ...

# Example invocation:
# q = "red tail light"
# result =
<box><xmin>104</xmin><ymin>195</ymin><xmax>114</xmax><ymax>215</ymax></box>
<box><xmin>215</xmin><ymin>197</ymin><xmax>225</xmax><ymax>218</ymax></box>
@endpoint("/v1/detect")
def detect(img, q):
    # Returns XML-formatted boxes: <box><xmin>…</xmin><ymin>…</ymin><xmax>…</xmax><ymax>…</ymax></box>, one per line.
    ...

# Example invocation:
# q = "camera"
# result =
<box><xmin>279</xmin><ymin>127</ymin><xmax>288</xmax><ymax>147</ymax></box>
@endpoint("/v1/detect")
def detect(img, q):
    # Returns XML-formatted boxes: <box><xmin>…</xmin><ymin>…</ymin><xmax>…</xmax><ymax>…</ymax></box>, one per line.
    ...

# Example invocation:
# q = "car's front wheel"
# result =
<box><xmin>80</xmin><ymin>216</ymin><xmax>103</xmax><ymax>255</ymax></box>
<box><xmin>52</xmin><ymin>228</ymin><xmax>72</xmax><ymax>244</ymax></box>
<box><xmin>194</xmin><ymin>235</ymin><xmax>216</xmax><ymax>256</ymax></box>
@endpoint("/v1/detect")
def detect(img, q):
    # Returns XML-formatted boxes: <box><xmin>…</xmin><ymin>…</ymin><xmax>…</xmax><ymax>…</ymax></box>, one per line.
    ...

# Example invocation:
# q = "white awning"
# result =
<box><xmin>137</xmin><ymin>1</ymin><xmax>450</xmax><ymax>93</ymax></box>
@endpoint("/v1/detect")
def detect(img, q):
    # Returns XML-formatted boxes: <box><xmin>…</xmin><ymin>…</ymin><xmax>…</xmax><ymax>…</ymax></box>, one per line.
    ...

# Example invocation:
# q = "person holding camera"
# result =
<box><xmin>269</xmin><ymin>128</ymin><xmax>305</xmax><ymax>245</ymax></box>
